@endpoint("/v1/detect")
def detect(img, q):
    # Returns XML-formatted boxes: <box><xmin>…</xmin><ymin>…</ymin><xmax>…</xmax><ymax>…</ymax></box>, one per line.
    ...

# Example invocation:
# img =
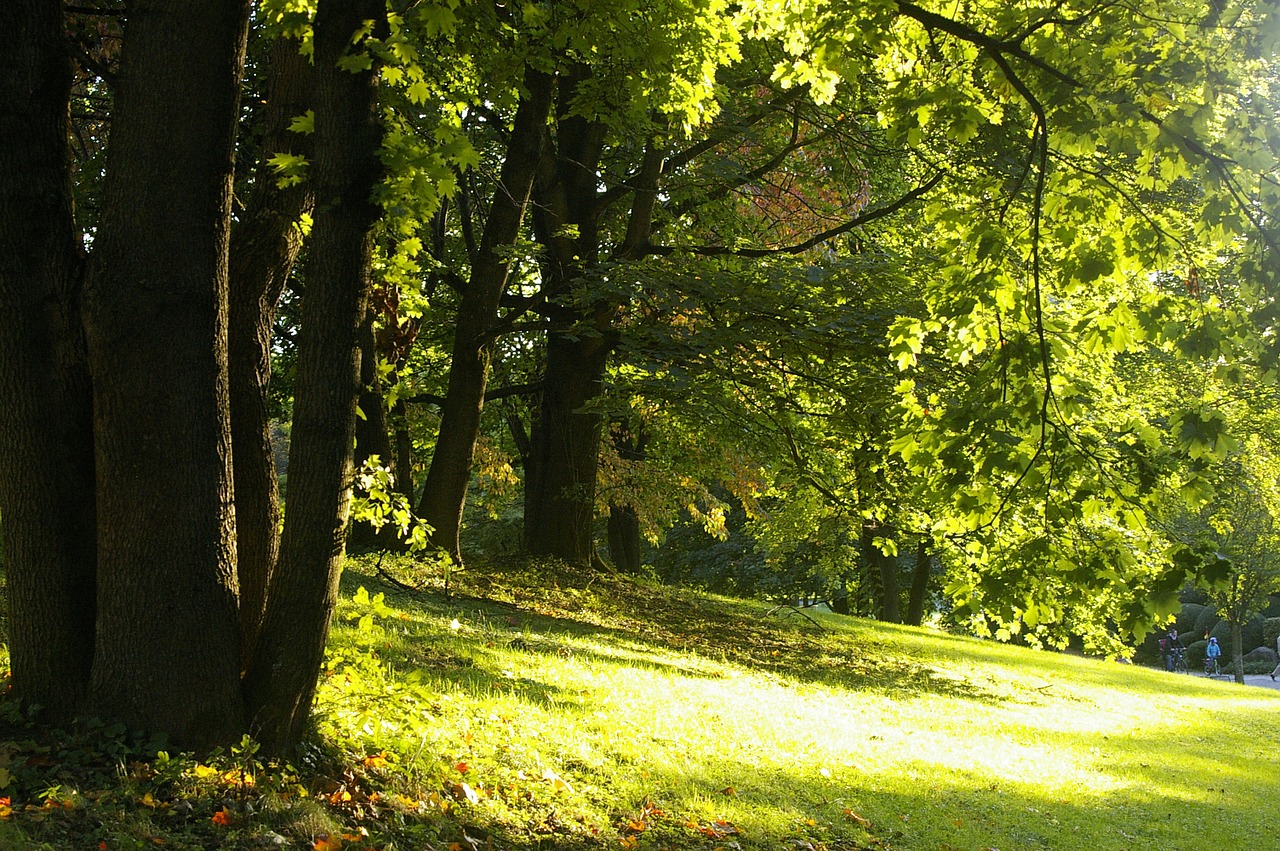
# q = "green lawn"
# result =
<box><xmin>2</xmin><ymin>556</ymin><xmax>1278</xmax><ymax>850</ymax></box>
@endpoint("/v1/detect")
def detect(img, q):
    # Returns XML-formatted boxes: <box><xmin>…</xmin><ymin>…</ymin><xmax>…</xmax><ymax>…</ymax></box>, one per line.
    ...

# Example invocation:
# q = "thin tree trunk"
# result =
<box><xmin>416</xmin><ymin>68</ymin><xmax>553</xmax><ymax>563</ymax></box>
<box><xmin>243</xmin><ymin>0</ymin><xmax>385</xmax><ymax>753</ymax></box>
<box><xmin>0</xmin><ymin>0</ymin><xmax>97</xmax><ymax>720</ymax></box>
<box><xmin>905</xmin><ymin>539</ymin><xmax>931</xmax><ymax>626</ymax></box>
<box><xmin>1232</xmin><ymin>619</ymin><xmax>1245</xmax><ymax>685</ymax></box>
<box><xmin>82</xmin><ymin>0</ymin><xmax>251</xmax><ymax>746</ymax></box>
<box><xmin>391</xmin><ymin>396</ymin><xmax>414</xmax><ymax>498</ymax></box>
<box><xmin>229</xmin><ymin>34</ymin><xmax>313</xmax><ymax>661</ymax></box>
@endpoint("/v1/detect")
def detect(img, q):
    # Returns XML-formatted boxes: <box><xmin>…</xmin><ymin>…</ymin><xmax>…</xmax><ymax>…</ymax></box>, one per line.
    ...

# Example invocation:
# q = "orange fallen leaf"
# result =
<box><xmin>718</xmin><ymin>786</ymin><xmax>737</xmax><ymax>796</ymax></box>
<box><xmin>363</xmin><ymin>752</ymin><xmax>390</xmax><ymax>770</ymax></box>
<box><xmin>313</xmin><ymin>837</ymin><xmax>343</xmax><ymax>851</ymax></box>
<box><xmin>211</xmin><ymin>808</ymin><xmax>233</xmax><ymax>826</ymax></box>
<box><xmin>843</xmin><ymin>809</ymin><xmax>872</xmax><ymax>828</ymax></box>
<box><xmin>455</xmin><ymin>761</ymin><xmax>470</xmax><ymax>774</ymax></box>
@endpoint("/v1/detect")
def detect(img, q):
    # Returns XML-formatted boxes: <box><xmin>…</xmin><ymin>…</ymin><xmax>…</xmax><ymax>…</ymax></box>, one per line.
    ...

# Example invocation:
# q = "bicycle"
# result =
<box><xmin>1204</xmin><ymin>656</ymin><xmax>1222</xmax><ymax>677</ymax></box>
<box><xmin>1168</xmin><ymin>648</ymin><xmax>1189</xmax><ymax>674</ymax></box>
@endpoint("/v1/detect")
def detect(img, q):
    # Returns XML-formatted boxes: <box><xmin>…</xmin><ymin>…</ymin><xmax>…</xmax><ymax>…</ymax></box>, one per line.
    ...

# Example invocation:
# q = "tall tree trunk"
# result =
<box><xmin>522</xmin><ymin>112</ymin><xmax>664</xmax><ymax>566</ymax></box>
<box><xmin>82</xmin><ymin>0</ymin><xmax>252</xmax><ymax>746</ymax></box>
<box><xmin>229</xmin><ymin>34</ymin><xmax>313</xmax><ymax>661</ymax></box>
<box><xmin>243</xmin><ymin>0</ymin><xmax>385</xmax><ymax>753</ymax></box>
<box><xmin>905</xmin><ymin>539</ymin><xmax>931</xmax><ymax>626</ymax></box>
<box><xmin>0</xmin><ymin>0</ymin><xmax>98</xmax><ymax>720</ymax></box>
<box><xmin>524</xmin><ymin>324</ymin><xmax>612</xmax><ymax>563</ymax></box>
<box><xmin>416</xmin><ymin>68</ymin><xmax>553</xmax><ymax>563</ymax></box>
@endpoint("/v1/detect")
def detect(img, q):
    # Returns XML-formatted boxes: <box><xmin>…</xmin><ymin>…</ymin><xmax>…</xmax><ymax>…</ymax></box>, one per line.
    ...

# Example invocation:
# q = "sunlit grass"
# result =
<box><xmin>312</xmin><ymin>557</ymin><xmax>1280</xmax><ymax>849</ymax></box>
<box><xmin>1</xmin><ymin>555</ymin><xmax>1278</xmax><ymax>849</ymax></box>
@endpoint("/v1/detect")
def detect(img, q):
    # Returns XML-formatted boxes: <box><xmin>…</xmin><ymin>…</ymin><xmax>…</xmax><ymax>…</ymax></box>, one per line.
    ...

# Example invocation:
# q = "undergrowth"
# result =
<box><xmin>1</xmin><ymin>553</ymin><xmax>1278</xmax><ymax>850</ymax></box>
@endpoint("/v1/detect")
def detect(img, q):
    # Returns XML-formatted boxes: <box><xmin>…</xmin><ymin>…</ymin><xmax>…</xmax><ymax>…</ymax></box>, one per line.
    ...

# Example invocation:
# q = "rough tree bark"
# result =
<box><xmin>229</xmin><ymin>34</ymin><xmax>313</xmax><ymax>660</ymax></box>
<box><xmin>416</xmin><ymin>68</ymin><xmax>553</xmax><ymax>563</ymax></box>
<box><xmin>81</xmin><ymin>0</ymin><xmax>253</xmax><ymax>745</ymax></box>
<box><xmin>243</xmin><ymin>0</ymin><xmax>386</xmax><ymax>753</ymax></box>
<box><xmin>523</xmin><ymin>88</ymin><xmax>667</xmax><ymax>566</ymax></box>
<box><xmin>0</xmin><ymin>0</ymin><xmax>98</xmax><ymax>720</ymax></box>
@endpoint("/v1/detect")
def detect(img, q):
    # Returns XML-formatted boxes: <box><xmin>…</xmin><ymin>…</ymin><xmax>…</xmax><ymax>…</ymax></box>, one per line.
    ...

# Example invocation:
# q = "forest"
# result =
<box><xmin>2</xmin><ymin>0</ymin><xmax>1279</xmax><ymax>757</ymax></box>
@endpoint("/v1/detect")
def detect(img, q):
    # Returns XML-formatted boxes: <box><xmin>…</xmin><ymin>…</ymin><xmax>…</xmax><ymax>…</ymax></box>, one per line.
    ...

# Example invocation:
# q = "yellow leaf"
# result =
<box><xmin>542</xmin><ymin>768</ymin><xmax>574</xmax><ymax>795</ymax></box>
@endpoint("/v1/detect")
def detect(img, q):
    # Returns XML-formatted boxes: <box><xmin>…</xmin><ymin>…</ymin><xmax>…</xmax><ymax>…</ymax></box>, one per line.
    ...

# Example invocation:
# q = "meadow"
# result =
<box><xmin>1</xmin><ymin>555</ymin><xmax>1276</xmax><ymax>850</ymax></box>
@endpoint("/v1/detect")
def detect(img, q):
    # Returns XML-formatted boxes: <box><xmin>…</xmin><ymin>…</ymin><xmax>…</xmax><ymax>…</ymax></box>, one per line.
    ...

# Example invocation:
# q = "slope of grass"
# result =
<box><xmin>1</xmin><ymin>554</ymin><xmax>1278</xmax><ymax>850</ymax></box>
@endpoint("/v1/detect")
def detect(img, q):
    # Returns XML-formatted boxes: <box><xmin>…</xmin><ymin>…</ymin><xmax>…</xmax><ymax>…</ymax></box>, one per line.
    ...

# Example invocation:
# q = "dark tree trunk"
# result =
<box><xmin>605</xmin><ymin>420</ymin><xmax>648</xmax><ymax>573</ymax></box>
<box><xmin>522</xmin><ymin>98</ymin><xmax>663</xmax><ymax>566</ymax></box>
<box><xmin>81</xmin><ymin>0</ymin><xmax>252</xmax><ymax>746</ymax></box>
<box><xmin>391</xmin><ymin>396</ymin><xmax>414</xmax><ymax>498</ymax></box>
<box><xmin>416</xmin><ymin>68</ymin><xmax>553</xmax><ymax>563</ymax></box>
<box><xmin>0</xmin><ymin>0</ymin><xmax>98</xmax><ymax>720</ymax></box>
<box><xmin>229</xmin><ymin>34</ymin><xmax>313</xmax><ymax>660</ymax></box>
<box><xmin>524</xmin><ymin>326</ymin><xmax>611</xmax><ymax>563</ymax></box>
<box><xmin>606</xmin><ymin>506</ymin><xmax>642</xmax><ymax>573</ymax></box>
<box><xmin>861</xmin><ymin>521</ymin><xmax>900</xmax><ymax>623</ymax></box>
<box><xmin>831</xmin><ymin>574</ymin><xmax>851</xmax><ymax>615</ymax></box>
<box><xmin>905</xmin><ymin>539</ymin><xmax>932</xmax><ymax>626</ymax></box>
<box><xmin>243</xmin><ymin>0</ymin><xmax>385</xmax><ymax>753</ymax></box>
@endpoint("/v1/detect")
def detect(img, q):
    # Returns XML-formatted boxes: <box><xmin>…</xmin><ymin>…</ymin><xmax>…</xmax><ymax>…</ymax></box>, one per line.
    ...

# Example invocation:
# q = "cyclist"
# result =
<box><xmin>1205</xmin><ymin>636</ymin><xmax>1222</xmax><ymax>675</ymax></box>
<box><xmin>1163</xmin><ymin>628</ymin><xmax>1185</xmax><ymax>672</ymax></box>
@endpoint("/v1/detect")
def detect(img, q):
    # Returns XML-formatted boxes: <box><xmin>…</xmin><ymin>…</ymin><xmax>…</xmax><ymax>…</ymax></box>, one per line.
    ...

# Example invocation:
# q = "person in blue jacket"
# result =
<box><xmin>1205</xmin><ymin>636</ymin><xmax>1222</xmax><ymax>674</ymax></box>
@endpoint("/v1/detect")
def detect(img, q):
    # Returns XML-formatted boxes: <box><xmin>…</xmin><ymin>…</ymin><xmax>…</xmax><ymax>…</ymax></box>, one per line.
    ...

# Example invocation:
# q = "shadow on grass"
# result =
<box><xmin>341</xmin><ymin>564</ymin><xmax>1008</xmax><ymax>709</ymax></box>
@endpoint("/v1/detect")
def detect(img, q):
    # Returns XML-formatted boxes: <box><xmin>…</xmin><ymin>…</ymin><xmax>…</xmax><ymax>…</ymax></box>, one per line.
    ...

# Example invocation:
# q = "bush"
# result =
<box><xmin>1193</xmin><ymin>604</ymin><xmax>1220</xmax><ymax>637</ymax></box>
<box><xmin>1264</xmin><ymin>617</ymin><xmax>1280</xmax><ymax>654</ymax></box>
<box><xmin>1186</xmin><ymin>639</ymin><xmax>1208</xmax><ymax>666</ymax></box>
<box><xmin>1209</xmin><ymin>621</ymin><xmax>1232</xmax><ymax>651</ymax></box>
<box><xmin>1242</xmin><ymin>614</ymin><xmax>1266</xmax><ymax>655</ymax></box>
<box><xmin>1177</xmin><ymin>603</ymin><xmax>1205</xmax><ymax>635</ymax></box>
<box><xmin>1243</xmin><ymin>646</ymin><xmax>1278</xmax><ymax>668</ymax></box>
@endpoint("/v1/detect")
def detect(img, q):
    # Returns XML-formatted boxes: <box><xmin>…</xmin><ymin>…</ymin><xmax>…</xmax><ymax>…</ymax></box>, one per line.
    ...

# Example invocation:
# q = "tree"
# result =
<box><xmin>0</xmin><ymin>0</ymin><xmax>387</xmax><ymax>752</ymax></box>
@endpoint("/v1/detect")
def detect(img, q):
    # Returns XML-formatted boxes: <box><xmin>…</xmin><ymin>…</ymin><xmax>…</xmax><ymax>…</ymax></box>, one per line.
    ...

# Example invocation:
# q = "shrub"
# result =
<box><xmin>1193</xmin><ymin>604</ymin><xmax>1220</xmax><ymax>637</ymax></box>
<box><xmin>1264</xmin><ymin>617</ymin><xmax>1280</xmax><ymax>654</ymax></box>
<box><xmin>1177</xmin><ymin>603</ymin><xmax>1205</xmax><ymax>635</ymax></box>
<box><xmin>1209</xmin><ymin>621</ymin><xmax>1232</xmax><ymax>650</ymax></box>
<box><xmin>1242</xmin><ymin>614</ymin><xmax>1266</xmax><ymax>655</ymax></box>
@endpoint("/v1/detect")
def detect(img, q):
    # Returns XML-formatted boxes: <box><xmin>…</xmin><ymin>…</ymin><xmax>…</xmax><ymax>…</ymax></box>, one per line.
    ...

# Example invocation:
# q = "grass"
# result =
<box><xmin>1</xmin><ymin>554</ymin><xmax>1278</xmax><ymax>850</ymax></box>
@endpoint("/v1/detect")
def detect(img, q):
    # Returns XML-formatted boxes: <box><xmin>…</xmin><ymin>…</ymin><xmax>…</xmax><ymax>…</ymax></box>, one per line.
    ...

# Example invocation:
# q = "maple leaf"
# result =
<box><xmin>211</xmin><ymin>808</ymin><xmax>233</xmax><ymax>826</ymax></box>
<box><xmin>363</xmin><ymin>752</ymin><xmax>390</xmax><ymax>770</ymax></box>
<box><xmin>313</xmin><ymin>836</ymin><xmax>343</xmax><ymax>851</ymax></box>
<box><xmin>454</xmin><ymin>761</ymin><xmax>470</xmax><ymax>774</ymax></box>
